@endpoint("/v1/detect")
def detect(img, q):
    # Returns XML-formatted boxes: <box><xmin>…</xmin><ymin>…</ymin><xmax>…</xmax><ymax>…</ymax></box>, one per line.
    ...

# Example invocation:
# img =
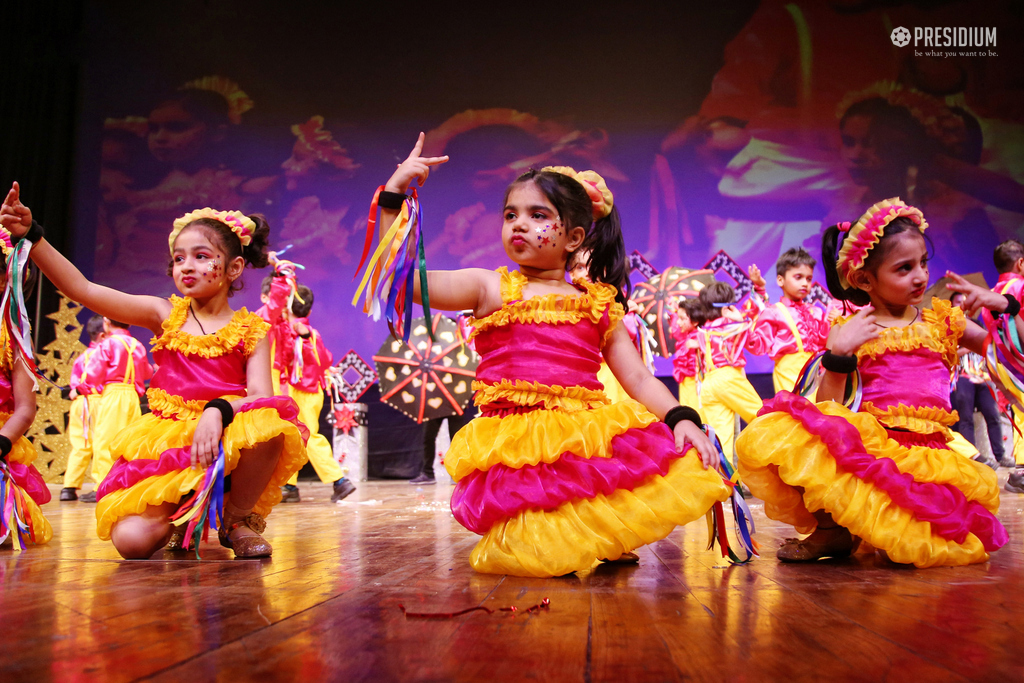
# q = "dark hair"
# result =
<box><xmin>994</xmin><ymin>240</ymin><xmax>1024</xmax><ymax>274</ymax></box>
<box><xmin>86</xmin><ymin>315</ymin><xmax>105</xmax><ymax>340</ymax></box>
<box><xmin>261</xmin><ymin>274</ymin><xmax>274</xmax><ymax>296</ymax></box>
<box><xmin>821</xmin><ymin>216</ymin><xmax>926</xmax><ymax>306</ymax></box>
<box><xmin>292</xmin><ymin>284</ymin><xmax>314</xmax><ymax>318</ymax></box>
<box><xmin>697</xmin><ymin>281</ymin><xmax>736</xmax><ymax>322</ymax></box>
<box><xmin>167</xmin><ymin>214</ymin><xmax>272</xmax><ymax>295</ymax></box>
<box><xmin>678</xmin><ymin>296</ymin><xmax>708</xmax><ymax>327</ymax></box>
<box><xmin>776</xmin><ymin>247</ymin><xmax>816</xmax><ymax>278</ymax></box>
<box><xmin>504</xmin><ymin>170</ymin><xmax>630</xmax><ymax>307</ymax></box>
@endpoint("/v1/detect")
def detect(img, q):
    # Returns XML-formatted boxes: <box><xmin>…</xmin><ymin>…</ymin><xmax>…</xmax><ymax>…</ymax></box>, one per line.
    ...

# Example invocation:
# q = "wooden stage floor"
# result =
<box><xmin>3</xmin><ymin>476</ymin><xmax>1023</xmax><ymax>682</ymax></box>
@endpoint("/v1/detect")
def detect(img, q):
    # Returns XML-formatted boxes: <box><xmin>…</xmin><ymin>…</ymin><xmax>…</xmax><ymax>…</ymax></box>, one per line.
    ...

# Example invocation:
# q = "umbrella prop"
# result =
<box><xmin>630</xmin><ymin>266</ymin><xmax>716</xmax><ymax>358</ymax></box>
<box><xmin>373</xmin><ymin>314</ymin><xmax>479</xmax><ymax>423</ymax></box>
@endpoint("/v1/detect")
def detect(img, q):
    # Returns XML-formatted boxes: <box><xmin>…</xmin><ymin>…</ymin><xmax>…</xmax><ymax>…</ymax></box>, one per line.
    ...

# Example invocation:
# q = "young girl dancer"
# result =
<box><xmin>1</xmin><ymin>182</ymin><xmax>308</xmax><ymax>559</ymax></box>
<box><xmin>736</xmin><ymin>198</ymin><xmax>1008</xmax><ymax>566</ymax></box>
<box><xmin>0</xmin><ymin>226</ymin><xmax>52</xmax><ymax>547</ymax></box>
<box><xmin>365</xmin><ymin>135</ymin><xmax>730</xmax><ymax>577</ymax></box>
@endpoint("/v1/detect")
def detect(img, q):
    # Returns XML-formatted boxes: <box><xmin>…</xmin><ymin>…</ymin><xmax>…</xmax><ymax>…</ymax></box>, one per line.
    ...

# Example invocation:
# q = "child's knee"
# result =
<box><xmin>111</xmin><ymin>515</ymin><xmax>172</xmax><ymax>559</ymax></box>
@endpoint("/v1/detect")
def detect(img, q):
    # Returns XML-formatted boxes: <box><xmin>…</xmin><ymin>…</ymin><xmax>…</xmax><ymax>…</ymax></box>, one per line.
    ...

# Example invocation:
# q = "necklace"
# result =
<box><xmin>873</xmin><ymin>307</ymin><xmax>919</xmax><ymax>329</ymax></box>
<box><xmin>189</xmin><ymin>303</ymin><xmax>208</xmax><ymax>335</ymax></box>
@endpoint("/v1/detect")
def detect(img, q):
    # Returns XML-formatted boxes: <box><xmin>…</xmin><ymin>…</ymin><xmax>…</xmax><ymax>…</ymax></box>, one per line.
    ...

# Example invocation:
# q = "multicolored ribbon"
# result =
<box><xmin>792</xmin><ymin>351</ymin><xmax>863</xmax><ymax>411</ymax></box>
<box><xmin>0</xmin><ymin>460</ymin><xmax>34</xmax><ymax>551</ymax></box>
<box><xmin>702</xmin><ymin>424</ymin><xmax>758</xmax><ymax>564</ymax></box>
<box><xmin>1</xmin><ymin>239</ymin><xmax>44</xmax><ymax>381</ymax></box>
<box><xmin>352</xmin><ymin>187</ymin><xmax>433</xmax><ymax>342</ymax></box>
<box><xmin>168</xmin><ymin>443</ymin><xmax>226</xmax><ymax>557</ymax></box>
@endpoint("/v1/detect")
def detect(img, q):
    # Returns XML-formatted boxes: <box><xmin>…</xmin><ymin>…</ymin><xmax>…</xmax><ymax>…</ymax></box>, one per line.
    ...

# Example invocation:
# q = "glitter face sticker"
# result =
<box><xmin>204</xmin><ymin>259</ymin><xmax>223</xmax><ymax>282</ymax></box>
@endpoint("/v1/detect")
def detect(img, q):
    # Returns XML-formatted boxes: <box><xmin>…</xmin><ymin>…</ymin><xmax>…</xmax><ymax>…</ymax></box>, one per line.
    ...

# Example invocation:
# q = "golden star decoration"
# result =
<box><xmin>25</xmin><ymin>295</ymin><xmax>87</xmax><ymax>483</ymax></box>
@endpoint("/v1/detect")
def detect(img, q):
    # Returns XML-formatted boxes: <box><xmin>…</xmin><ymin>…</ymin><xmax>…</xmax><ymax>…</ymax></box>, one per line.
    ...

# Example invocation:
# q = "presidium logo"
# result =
<box><xmin>891</xmin><ymin>25</ymin><xmax>999</xmax><ymax>56</ymax></box>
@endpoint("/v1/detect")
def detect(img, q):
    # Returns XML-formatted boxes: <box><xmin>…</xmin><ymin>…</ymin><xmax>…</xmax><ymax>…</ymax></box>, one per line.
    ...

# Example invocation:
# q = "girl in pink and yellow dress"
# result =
<box><xmin>735</xmin><ymin>198</ymin><xmax>1009</xmax><ymax>567</ymax></box>
<box><xmin>364</xmin><ymin>135</ymin><xmax>730</xmax><ymax>577</ymax></box>
<box><xmin>1</xmin><ymin>183</ymin><xmax>307</xmax><ymax>559</ymax></box>
<box><xmin>0</xmin><ymin>226</ymin><xmax>51</xmax><ymax>547</ymax></box>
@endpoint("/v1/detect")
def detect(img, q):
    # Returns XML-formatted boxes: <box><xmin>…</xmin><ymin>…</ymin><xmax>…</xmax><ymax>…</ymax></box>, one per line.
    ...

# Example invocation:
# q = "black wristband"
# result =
<box><xmin>664</xmin><ymin>405</ymin><xmax>702</xmax><ymax>432</ymax></box>
<box><xmin>1003</xmin><ymin>294</ymin><xmax>1021</xmax><ymax>318</ymax></box>
<box><xmin>822</xmin><ymin>350</ymin><xmax>858</xmax><ymax>374</ymax></box>
<box><xmin>0</xmin><ymin>435</ymin><xmax>12</xmax><ymax>458</ymax></box>
<box><xmin>378</xmin><ymin>190</ymin><xmax>408</xmax><ymax>210</ymax></box>
<box><xmin>204</xmin><ymin>398</ymin><xmax>234</xmax><ymax>429</ymax></box>
<box><xmin>26</xmin><ymin>220</ymin><xmax>45</xmax><ymax>244</ymax></box>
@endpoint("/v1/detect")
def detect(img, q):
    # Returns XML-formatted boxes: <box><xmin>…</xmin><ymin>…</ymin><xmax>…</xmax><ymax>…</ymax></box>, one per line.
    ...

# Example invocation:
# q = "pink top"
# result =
<box><xmin>147</xmin><ymin>297</ymin><xmax>269</xmax><ymax>417</ymax></box>
<box><xmin>288</xmin><ymin>321</ymin><xmax>333</xmax><ymax>393</ymax></box>
<box><xmin>69</xmin><ymin>341</ymin><xmax>103</xmax><ymax>396</ymax></box>
<box><xmin>0</xmin><ymin>343</ymin><xmax>13</xmax><ymax>414</ymax></box>
<box><xmin>748</xmin><ymin>298</ymin><xmax>830</xmax><ymax>361</ymax></box>
<box><xmin>670</xmin><ymin>319</ymin><xmax>698</xmax><ymax>381</ymax></box>
<box><xmin>93</xmin><ymin>329</ymin><xmax>153</xmax><ymax>397</ymax></box>
<box><xmin>846</xmin><ymin>299</ymin><xmax>964</xmax><ymax>436</ymax></box>
<box><xmin>981</xmin><ymin>272</ymin><xmax>1023</xmax><ymax>331</ymax></box>
<box><xmin>469</xmin><ymin>268</ymin><xmax>623</xmax><ymax>413</ymax></box>
<box><xmin>255</xmin><ymin>276</ymin><xmax>295</xmax><ymax>375</ymax></box>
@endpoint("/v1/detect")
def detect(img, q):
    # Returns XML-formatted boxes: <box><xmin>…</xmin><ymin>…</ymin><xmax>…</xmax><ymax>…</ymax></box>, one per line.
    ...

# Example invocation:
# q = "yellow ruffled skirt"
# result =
<box><xmin>447</xmin><ymin>399</ymin><xmax>731</xmax><ymax>577</ymax></box>
<box><xmin>95</xmin><ymin>400</ymin><xmax>308</xmax><ymax>540</ymax></box>
<box><xmin>736</xmin><ymin>394</ymin><xmax>1005</xmax><ymax>567</ymax></box>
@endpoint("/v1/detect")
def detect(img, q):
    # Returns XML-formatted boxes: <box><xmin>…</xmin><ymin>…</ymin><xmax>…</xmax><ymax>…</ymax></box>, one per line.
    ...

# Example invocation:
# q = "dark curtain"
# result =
<box><xmin>0</xmin><ymin>1</ymin><xmax>84</xmax><ymax>347</ymax></box>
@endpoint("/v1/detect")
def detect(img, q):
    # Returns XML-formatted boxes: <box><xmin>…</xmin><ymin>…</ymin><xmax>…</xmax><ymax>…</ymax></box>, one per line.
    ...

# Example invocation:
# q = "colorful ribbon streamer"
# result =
<box><xmin>1</xmin><ymin>239</ymin><xmax>45</xmax><ymax>382</ymax></box>
<box><xmin>792</xmin><ymin>351</ymin><xmax>863</xmax><ymax>411</ymax></box>
<box><xmin>399</xmin><ymin>597</ymin><xmax>550</xmax><ymax>619</ymax></box>
<box><xmin>703</xmin><ymin>424</ymin><xmax>759</xmax><ymax>564</ymax></box>
<box><xmin>352</xmin><ymin>187</ymin><xmax>433</xmax><ymax>342</ymax></box>
<box><xmin>168</xmin><ymin>443</ymin><xmax>226</xmax><ymax>557</ymax></box>
<box><xmin>0</xmin><ymin>460</ymin><xmax>34</xmax><ymax>551</ymax></box>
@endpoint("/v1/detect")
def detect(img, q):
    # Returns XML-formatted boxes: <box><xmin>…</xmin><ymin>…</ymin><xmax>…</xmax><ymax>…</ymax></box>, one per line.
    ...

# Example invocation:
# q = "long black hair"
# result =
<box><xmin>821</xmin><ymin>216</ymin><xmax>928</xmax><ymax>307</ymax></box>
<box><xmin>505</xmin><ymin>169</ymin><xmax>630</xmax><ymax>307</ymax></box>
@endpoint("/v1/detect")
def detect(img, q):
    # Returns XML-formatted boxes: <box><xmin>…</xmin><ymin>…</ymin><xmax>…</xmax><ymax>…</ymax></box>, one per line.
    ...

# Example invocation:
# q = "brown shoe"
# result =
<box><xmin>165</xmin><ymin>527</ymin><xmax>187</xmax><ymax>552</ymax></box>
<box><xmin>777</xmin><ymin>526</ymin><xmax>858</xmax><ymax>562</ymax></box>
<box><xmin>601</xmin><ymin>551</ymin><xmax>640</xmax><ymax>564</ymax></box>
<box><xmin>218</xmin><ymin>512</ymin><xmax>272</xmax><ymax>558</ymax></box>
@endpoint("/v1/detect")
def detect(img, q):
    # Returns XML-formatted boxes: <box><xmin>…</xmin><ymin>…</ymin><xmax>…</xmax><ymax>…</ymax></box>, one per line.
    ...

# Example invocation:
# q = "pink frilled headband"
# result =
<box><xmin>168</xmin><ymin>208</ymin><xmax>255</xmax><ymax>254</ymax></box>
<box><xmin>837</xmin><ymin>197</ymin><xmax>928</xmax><ymax>288</ymax></box>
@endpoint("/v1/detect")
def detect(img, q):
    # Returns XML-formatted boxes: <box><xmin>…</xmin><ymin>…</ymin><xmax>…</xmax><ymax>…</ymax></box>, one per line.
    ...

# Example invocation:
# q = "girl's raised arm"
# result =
<box><xmin>1</xmin><ymin>183</ymin><xmax>170</xmax><ymax>334</ymax></box>
<box><xmin>371</xmin><ymin>134</ymin><xmax>498</xmax><ymax>315</ymax></box>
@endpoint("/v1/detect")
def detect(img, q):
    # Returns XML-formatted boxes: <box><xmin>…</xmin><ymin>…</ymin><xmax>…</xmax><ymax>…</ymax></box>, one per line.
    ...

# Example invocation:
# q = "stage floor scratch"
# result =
<box><xmin>3</xmin><ymin>477</ymin><xmax>1023</xmax><ymax>682</ymax></box>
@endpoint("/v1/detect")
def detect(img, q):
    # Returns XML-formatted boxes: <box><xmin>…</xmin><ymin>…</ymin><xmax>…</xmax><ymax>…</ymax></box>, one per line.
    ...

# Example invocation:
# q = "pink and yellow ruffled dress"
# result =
<box><xmin>447</xmin><ymin>268</ymin><xmax>731</xmax><ymax>577</ymax></box>
<box><xmin>95</xmin><ymin>297</ymin><xmax>308</xmax><ymax>540</ymax></box>
<box><xmin>0</xmin><ymin>332</ymin><xmax>52</xmax><ymax>545</ymax></box>
<box><xmin>736</xmin><ymin>300</ymin><xmax>1007</xmax><ymax>567</ymax></box>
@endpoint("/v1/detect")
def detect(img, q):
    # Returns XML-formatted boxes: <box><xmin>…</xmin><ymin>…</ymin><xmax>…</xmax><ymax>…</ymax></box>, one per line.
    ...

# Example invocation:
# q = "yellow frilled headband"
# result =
<box><xmin>541</xmin><ymin>166</ymin><xmax>614</xmax><ymax>220</ymax></box>
<box><xmin>169</xmin><ymin>208</ymin><xmax>256</xmax><ymax>254</ymax></box>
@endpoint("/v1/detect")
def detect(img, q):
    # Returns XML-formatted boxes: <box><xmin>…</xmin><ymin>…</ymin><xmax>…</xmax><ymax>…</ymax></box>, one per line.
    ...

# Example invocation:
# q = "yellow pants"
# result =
<box><xmin>287</xmin><ymin>387</ymin><xmax>345</xmax><ymax>485</ymax></box>
<box><xmin>677</xmin><ymin>376</ymin><xmax>703</xmax><ymax>421</ymax></box>
<box><xmin>64</xmin><ymin>394</ymin><xmax>101</xmax><ymax>489</ymax></box>
<box><xmin>91</xmin><ymin>383</ymin><xmax>142</xmax><ymax>484</ymax></box>
<box><xmin>597</xmin><ymin>362</ymin><xmax>630</xmax><ymax>404</ymax></box>
<box><xmin>773</xmin><ymin>351</ymin><xmax>813</xmax><ymax>394</ymax></box>
<box><xmin>700</xmin><ymin>365</ymin><xmax>763</xmax><ymax>458</ymax></box>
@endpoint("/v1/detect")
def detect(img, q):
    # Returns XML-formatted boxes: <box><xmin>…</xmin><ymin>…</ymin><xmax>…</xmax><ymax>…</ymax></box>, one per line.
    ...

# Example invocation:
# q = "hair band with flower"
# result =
<box><xmin>836</xmin><ymin>197</ymin><xmax>928</xmax><ymax>289</ymax></box>
<box><xmin>541</xmin><ymin>166</ymin><xmax>614</xmax><ymax>220</ymax></box>
<box><xmin>169</xmin><ymin>208</ymin><xmax>256</xmax><ymax>254</ymax></box>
